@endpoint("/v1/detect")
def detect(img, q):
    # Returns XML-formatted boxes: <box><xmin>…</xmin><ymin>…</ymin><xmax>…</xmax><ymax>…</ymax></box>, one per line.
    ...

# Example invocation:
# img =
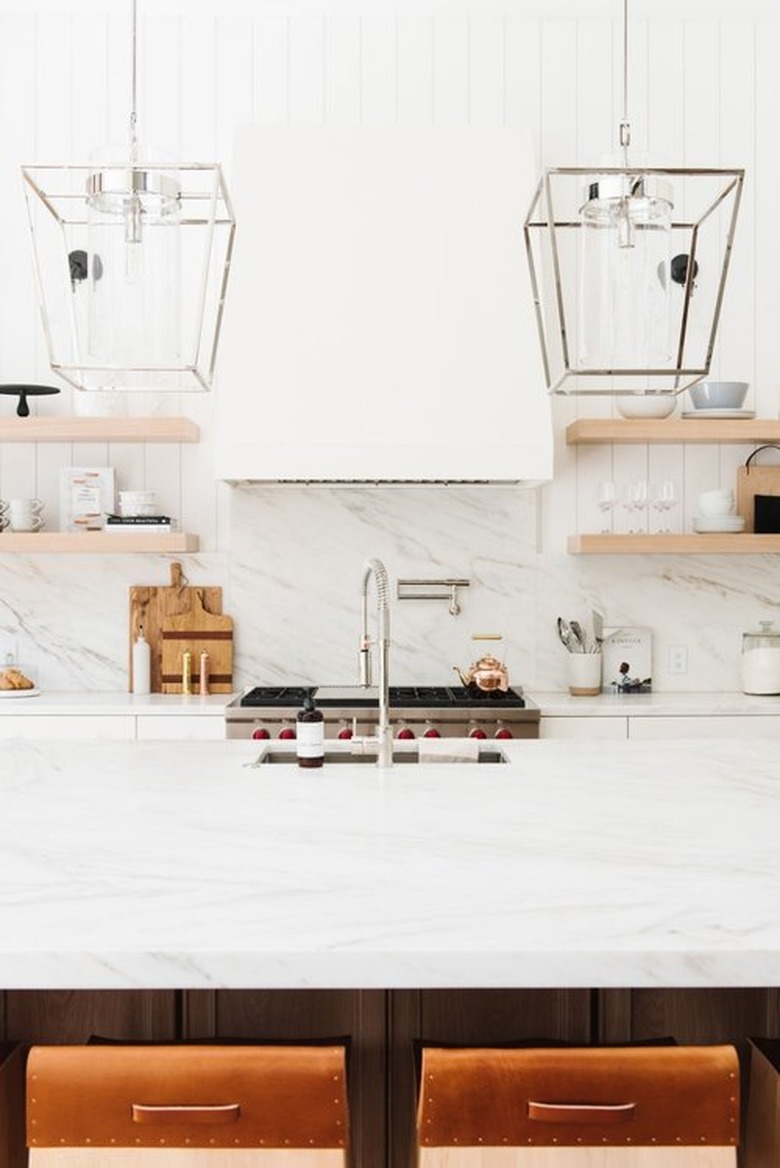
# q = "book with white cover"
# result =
<box><xmin>602</xmin><ymin>627</ymin><xmax>653</xmax><ymax>693</ymax></box>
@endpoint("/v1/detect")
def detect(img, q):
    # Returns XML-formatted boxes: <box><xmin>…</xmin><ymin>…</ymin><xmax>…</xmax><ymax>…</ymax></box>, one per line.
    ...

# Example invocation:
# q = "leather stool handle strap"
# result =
<box><xmin>528</xmin><ymin>1101</ymin><xmax>636</xmax><ymax>1124</ymax></box>
<box><xmin>131</xmin><ymin>1104</ymin><xmax>241</xmax><ymax>1125</ymax></box>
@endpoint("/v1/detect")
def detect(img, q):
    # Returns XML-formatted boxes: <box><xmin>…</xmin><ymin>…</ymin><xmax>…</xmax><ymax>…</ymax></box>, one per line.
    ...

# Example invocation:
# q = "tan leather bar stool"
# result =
<box><xmin>27</xmin><ymin>1044</ymin><xmax>349</xmax><ymax>1168</ymax></box>
<box><xmin>417</xmin><ymin>1045</ymin><xmax>739</xmax><ymax>1168</ymax></box>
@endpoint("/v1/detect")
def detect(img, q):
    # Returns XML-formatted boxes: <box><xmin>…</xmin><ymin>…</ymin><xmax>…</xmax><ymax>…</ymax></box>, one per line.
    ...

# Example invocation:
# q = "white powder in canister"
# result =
<box><xmin>742</xmin><ymin>646</ymin><xmax>780</xmax><ymax>694</ymax></box>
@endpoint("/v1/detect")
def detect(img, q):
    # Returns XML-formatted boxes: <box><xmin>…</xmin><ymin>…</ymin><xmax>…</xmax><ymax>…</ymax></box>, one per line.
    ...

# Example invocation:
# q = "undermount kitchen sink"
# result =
<box><xmin>254</xmin><ymin>748</ymin><xmax>508</xmax><ymax>766</ymax></box>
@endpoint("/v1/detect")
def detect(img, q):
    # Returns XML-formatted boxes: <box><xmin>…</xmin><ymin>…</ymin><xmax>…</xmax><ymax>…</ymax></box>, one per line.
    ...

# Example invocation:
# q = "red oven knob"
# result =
<box><xmin>337</xmin><ymin>722</ymin><xmax>353</xmax><ymax>740</ymax></box>
<box><xmin>469</xmin><ymin>725</ymin><xmax>487</xmax><ymax>740</ymax></box>
<box><xmin>251</xmin><ymin>727</ymin><xmax>271</xmax><ymax>740</ymax></box>
<box><xmin>278</xmin><ymin>723</ymin><xmax>296</xmax><ymax>740</ymax></box>
<box><xmin>494</xmin><ymin>724</ymin><xmax>513</xmax><ymax>740</ymax></box>
<box><xmin>422</xmin><ymin>724</ymin><xmax>441</xmax><ymax>739</ymax></box>
<box><xmin>396</xmin><ymin>725</ymin><xmax>415</xmax><ymax>740</ymax></box>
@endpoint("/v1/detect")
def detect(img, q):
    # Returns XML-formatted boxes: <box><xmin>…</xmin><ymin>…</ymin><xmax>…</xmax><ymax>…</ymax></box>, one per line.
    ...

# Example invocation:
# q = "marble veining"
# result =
<box><xmin>0</xmin><ymin>737</ymin><xmax>779</xmax><ymax>989</ymax></box>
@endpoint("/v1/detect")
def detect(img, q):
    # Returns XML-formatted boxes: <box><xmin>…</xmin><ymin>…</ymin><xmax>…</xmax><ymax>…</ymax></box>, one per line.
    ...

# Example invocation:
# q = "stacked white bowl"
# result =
<box><xmin>693</xmin><ymin>488</ymin><xmax>744</xmax><ymax>533</ymax></box>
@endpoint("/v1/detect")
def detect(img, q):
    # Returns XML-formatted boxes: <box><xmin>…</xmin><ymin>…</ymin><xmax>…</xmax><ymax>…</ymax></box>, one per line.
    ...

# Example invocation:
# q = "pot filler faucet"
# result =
<box><xmin>357</xmin><ymin>557</ymin><xmax>393</xmax><ymax>768</ymax></box>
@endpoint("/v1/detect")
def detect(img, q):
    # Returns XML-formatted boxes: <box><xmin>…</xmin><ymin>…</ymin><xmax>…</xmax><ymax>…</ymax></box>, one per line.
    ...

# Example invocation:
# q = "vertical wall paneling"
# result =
<box><xmin>755</xmin><ymin>20</ymin><xmax>780</xmax><ymax>420</ymax></box>
<box><xmin>288</xmin><ymin>16</ymin><xmax>325</xmax><ymax>126</ymax></box>
<box><xmin>396</xmin><ymin>17</ymin><xmax>433</xmax><ymax>126</ymax></box>
<box><xmin>645</xmin><ymin>19</ymin><xmax>685</xmax><ymax>523</ymax></box>
<box><xmin>540</xmin><ymin>21</ymin><xmax>577</xmax><ymax>553</ymax></box>
<box><xmin>179</xmin><ymin>12</ymin><xmax>219</xmax><ymax>546</ymax></box>
<box><xmin>325</xmin><ymin>16</ymin><xmax>361</xmax><ymax>125</ymax></box>
<box><xmin>432</xmin><ymin>17</ymin><xmax>469</xmax><ymax>126</ymax></box>
<box><xmin>2</xmin><ymin>14</ymin><xmax>53</xmax><ymax>500</ymax></box>
<box><xmin>468</xmin><ymin>16</ymin><xmax>504</xmax><ymax>126</ymax></box>
<box><xmin>360</xmin><ymin>16</ymin><xmax>396</xmax><ymax>125</ymax></box>
<box><xmin>504</xmin><ymin>18</ymin><xmax>540</xmax><ymax>136</ymax></box>
<box><xmin>254</xmin><ymin>16</ymin><xmax>288</xmax><ymax>124</ymax></box>
<box><xmin>572</xmin><ymin>19</ymin><xmax>614</xmax><ymax>537</ymax></box>
<box><xmin>717</xmin><ymin>21</ymin><xmax>756</xmax><ymax>410</ymax></box>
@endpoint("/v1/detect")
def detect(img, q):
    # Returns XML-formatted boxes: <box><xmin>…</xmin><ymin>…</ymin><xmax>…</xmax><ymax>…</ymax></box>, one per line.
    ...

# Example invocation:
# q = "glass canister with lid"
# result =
<box><xmin>741</xmin><ymin>620</ymin><xmax>780</xmax><ymax>694</ymax></box>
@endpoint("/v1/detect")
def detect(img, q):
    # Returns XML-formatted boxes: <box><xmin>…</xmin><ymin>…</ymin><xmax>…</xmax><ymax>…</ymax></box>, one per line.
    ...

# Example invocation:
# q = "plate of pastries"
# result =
<box><xmin>0</xmin><ymin>666</ymin><xmax>38</xmax><ymax>696</ymax></box>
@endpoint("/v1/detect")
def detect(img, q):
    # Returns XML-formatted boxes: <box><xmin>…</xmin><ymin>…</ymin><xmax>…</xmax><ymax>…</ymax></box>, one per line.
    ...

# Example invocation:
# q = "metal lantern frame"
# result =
<box><xmin>21</xmin><ymin>160</ymin><xmax>235</xmax><ymax>393</ymax></box>
<box><xmin>524</xmin><ymin>164</ymin><xmax>745</xmax><ymax>396</ymax></box>
<box><xmin>20</xmin><ymin>0</ymin><xmax>235</xmax><ymax>394</ymax></box>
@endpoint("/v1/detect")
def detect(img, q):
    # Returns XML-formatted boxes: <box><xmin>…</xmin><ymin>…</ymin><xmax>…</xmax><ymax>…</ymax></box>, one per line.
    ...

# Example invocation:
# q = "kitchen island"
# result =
<box><xmin>0</xmin><ymin>735</ymin><xmax>777</xmax><ymax>990</ymax></box>
<box><xmin>1</xmin><ymin>735</ymin><xmax>778</xmax><ymax>1168</ymax></box>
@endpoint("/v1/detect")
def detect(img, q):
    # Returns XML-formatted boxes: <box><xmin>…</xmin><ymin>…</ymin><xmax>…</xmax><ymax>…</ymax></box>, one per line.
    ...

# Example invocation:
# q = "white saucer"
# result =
<box><xmin>682</xmin><ymin>409</ymin><xmax>755</xmax><ymax>419</ymax></box>
<box><xmin>0</xmin><ymin>687</ymin><xmax>40</xmax><ymax>698</ymax></box>
<box><xmin>693</xmin><ymin>516</ymin><xmax>745</xmax><ymax>533</ymax></box>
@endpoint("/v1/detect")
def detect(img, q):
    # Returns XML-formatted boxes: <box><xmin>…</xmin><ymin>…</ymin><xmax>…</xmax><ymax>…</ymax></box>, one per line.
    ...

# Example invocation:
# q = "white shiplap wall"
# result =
<box><xmin>0</xmin><ymin>0</ymin><xmax>777</xmax><ymax>693</ymax></box>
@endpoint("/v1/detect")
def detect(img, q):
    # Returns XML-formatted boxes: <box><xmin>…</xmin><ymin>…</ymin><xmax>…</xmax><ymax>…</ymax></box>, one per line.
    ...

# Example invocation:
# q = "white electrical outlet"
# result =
<box><xmin>668</xmin><ymin>645</ymin><xmax>688</xmax><ymax>675</ymax></box>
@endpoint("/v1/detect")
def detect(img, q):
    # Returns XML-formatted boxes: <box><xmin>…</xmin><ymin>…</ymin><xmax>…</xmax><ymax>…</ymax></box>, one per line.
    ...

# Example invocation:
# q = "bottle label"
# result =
<box><xmin>296</xmin><ymin>721</ymin><xmax>324</xmax><ymax>759</ymax></box>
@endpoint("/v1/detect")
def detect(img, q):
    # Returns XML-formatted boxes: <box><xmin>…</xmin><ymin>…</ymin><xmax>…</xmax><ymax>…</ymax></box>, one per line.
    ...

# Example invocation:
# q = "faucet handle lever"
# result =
<box><xmin>359</xmin><ymin>639</ymin><xmax>372</xmax><ymax>686</ymax></box>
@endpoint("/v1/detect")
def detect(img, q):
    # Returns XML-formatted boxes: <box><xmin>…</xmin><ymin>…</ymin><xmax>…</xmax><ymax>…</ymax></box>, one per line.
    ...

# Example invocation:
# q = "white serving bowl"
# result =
<box><xmin>688</xmin><ymin>380</ymin><xmax>748</xmax><ymax>410</ymax></box>
<box><xmin>616</xmin><ymin>396</ymin><xmax>677</xmax><ymax>419</ymax></box>
<box><xmin>698</xmin><ymin>489</ymin><xmax>735</xmax><ymax>517</ymax></box>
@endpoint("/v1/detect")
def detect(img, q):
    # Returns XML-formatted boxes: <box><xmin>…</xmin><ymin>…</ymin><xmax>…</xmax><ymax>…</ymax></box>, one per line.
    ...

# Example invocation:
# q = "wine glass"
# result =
<box><xmin>620</xmin><ymin>480</ymin><xmax>648</xmax><ymax>533</ymax></box>
<box><xmin>597</xmin><ymin>481</ymin><xmax>617</xmax><ymax>532</ymax></box>
<box><xmin>651</xmin><ymin>479</ymin><xmax>677</xmax><ymax>532</ymax></box>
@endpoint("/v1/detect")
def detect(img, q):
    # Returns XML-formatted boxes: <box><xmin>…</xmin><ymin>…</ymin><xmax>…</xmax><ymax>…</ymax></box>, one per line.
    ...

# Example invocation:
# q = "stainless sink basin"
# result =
<box><xmin>254</xmin><ymin>748</ymin><xmax>508</xmax><ymax>765</ymax></box>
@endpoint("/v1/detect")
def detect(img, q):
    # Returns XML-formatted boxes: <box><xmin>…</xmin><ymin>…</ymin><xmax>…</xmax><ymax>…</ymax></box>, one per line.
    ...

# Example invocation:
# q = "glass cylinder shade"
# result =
<box><xmin>578</xmin><ymin>175</ymin><xmax>673</xmax><ymax>373</ymax></box>
<box><xmin>86</xmin><ymin>167</ymin><xmax>181</xmax><ymax>368</ymax></box>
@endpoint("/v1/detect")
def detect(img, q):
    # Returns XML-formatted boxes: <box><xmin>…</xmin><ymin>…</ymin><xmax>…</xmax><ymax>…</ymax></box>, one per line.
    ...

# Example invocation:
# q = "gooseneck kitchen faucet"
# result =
<box><xmin>358</xmin><ymin>558</ymin><xmax>393</xmax><ymax>768</ymax></box>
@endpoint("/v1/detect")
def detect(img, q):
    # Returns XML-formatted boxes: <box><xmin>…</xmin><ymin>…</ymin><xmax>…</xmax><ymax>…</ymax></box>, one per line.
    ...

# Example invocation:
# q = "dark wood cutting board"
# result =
<box><xmin>128</xmin><ymin>562</ymin><xmax>222</xmax><ymax>693</ymax></box>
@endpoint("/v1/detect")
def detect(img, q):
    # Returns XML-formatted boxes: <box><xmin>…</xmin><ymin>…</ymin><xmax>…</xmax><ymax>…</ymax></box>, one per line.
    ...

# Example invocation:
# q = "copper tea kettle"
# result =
<box><xmin>453</xmin><ymin>635</ymin><xmax>508</xmax><ymax>693</ymax></box>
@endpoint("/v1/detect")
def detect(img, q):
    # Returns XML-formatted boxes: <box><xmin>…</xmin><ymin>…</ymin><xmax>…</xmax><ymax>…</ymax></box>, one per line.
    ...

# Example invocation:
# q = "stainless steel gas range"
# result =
<box><xmin>225</xmin><ymin>685</ymin><xmax>539</xmax><ymax>741</ymax></box>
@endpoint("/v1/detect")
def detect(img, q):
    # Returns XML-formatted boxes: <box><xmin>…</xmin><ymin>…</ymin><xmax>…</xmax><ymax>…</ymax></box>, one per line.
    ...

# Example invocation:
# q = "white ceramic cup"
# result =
<box><xmin>698</xmin><ymin>489</ymin><xmax>735</xmax><ymax>517</ymax></box>
<box><xmin>9</xmin><ymin>498</ymin><xmax>45</xmax><ymax>532</ymax></box>
<box><xmin>567</xmin><ymin>653</ymin><xmax>602</xmax><ymax>696</ymax></box>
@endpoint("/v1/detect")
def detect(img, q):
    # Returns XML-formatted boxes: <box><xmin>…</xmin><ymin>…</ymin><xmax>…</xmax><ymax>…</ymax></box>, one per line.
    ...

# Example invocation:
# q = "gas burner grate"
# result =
<box><xmin>240</xmin><ymin>686</ymin><xmax>313</xmax><ymax>707</ymax></box>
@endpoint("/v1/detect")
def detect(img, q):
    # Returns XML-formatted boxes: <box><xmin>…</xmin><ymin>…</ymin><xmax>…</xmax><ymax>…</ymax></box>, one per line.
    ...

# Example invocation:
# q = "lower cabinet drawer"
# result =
<box><xmin>135</xmin><ymin>715</ymin><xmax>225</xmax><ymax>740</ymax></box>
<box><xmin>629</xmin><ymin>715</ymin><xmax>780</xmax><ymax>739</ymax></box>
<box><xmin>539</xmin><ymin>716</ymin><xmax>628</xmax><ymax>740</ymax></box>
<box><xmin>0</xmin><ymin>716</ymin><xmax>135</xmax><ymax>740</ymax></box>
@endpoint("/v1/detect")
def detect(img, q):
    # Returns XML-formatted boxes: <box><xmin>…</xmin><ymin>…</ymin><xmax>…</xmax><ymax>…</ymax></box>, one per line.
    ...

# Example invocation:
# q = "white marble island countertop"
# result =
<box><xmin>0</xmin><ymin>736</ymin><xmax>778</xmax><ymax>991</ymax></box>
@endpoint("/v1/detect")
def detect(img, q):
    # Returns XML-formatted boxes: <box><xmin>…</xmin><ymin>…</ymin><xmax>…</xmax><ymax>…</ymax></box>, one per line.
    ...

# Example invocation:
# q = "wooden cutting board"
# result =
<box><xmin>160</xmin><ymin>590</ymin><xmax>234</xmax><ymax>694</ymax></box>
<box><xmin>736</xmin><ymin>450</ymin><xmax>780</xmax><ymax>532</ymax></box>
<box><xmin>129</xmin><ymin>562</ymin><xmax>222</xmax><ymax>693</ymax></box>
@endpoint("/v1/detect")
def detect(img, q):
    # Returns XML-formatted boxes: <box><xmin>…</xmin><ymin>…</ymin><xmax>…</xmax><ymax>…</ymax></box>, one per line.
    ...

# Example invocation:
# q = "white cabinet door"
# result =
<box><xmin>539</xmin><ymin>717</ymin><xmax>628</xmax><ymax>740</ymax></box>
<box><xmin>629</xmin><ymin>715</ymin><xmax>780</xmax><ymax>739</ymax></box>
<box><xmin>0</xmin><ymin>716</ymin><xmax>135</xmax><ymax>740</ymax></box>
<box><xmin>136</xmin><ymin>716</ymin><xmax>225</xmax><ymax>741</ymax></box>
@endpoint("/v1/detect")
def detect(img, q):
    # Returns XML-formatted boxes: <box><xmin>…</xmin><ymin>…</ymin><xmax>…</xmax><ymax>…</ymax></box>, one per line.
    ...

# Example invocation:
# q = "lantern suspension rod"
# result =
<box><xmin>619</xmin><ymin>0</ymin><xmax>630</xmax><ymax>163</ymax></box>
<box><xmin>129</xmin><ymin>0</ymin><xmax>139</xmax><ymax>165</ymax></box>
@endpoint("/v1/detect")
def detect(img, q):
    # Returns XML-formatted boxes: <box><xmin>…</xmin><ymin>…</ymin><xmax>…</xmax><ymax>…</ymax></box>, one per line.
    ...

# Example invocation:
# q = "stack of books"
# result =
<box><xmin>104</xmin><ymin>514</ymin><xmax>173</xmax><ymax>534</ymax></box>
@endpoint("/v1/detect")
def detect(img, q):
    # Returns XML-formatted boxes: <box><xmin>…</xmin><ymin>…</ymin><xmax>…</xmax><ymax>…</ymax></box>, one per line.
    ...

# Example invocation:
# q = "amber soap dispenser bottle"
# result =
<box><xmin>296</xmin><ymin>694</ymin><xmax>324</xmax><ymax>768</ymax></box>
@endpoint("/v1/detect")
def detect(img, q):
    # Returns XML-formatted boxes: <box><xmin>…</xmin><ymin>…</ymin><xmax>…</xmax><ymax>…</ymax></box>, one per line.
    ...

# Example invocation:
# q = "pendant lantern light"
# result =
<box><xmin>21</xmin><ymin>0</ymin><xmax>235</xmax><ymax>393</ymax></box>
<box><xmin>524</xmin><ymin>0</ymin><xmax>744</xmax><ymax>397</ymax></box>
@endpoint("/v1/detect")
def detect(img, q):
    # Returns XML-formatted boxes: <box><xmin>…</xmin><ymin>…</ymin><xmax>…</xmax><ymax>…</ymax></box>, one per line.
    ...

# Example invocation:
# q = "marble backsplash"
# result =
<box><xmin>0</xmin><ymin>485</ymin><xmax>775</xmax><ymax>695</ymax></box>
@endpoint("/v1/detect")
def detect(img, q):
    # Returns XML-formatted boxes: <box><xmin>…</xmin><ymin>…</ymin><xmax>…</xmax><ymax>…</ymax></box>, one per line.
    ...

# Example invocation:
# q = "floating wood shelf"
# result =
<box><xmin>0</xmin><ymin>533</ymin><xmax>199</xmax><ymax>553</ymax></box>
<box><xmin>568</xmin><ymin>533</ymin><xmax>780</xmax><ymax>555</ymax></box>
<box><xmin>566</xmin><ymin>418</ymin><xmax>780</xmax><ymax>445</ymax></box>
<box><xmin>0</xmin><ymin>416</ymin><xmax>199</xmax><ymax>443</ymax></box>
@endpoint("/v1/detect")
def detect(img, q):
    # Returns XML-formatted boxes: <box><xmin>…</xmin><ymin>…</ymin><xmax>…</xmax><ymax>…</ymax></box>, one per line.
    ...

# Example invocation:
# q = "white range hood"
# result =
<box><xmin>215</xmin><ymin>124</ymin><xmax>552</xmax><ymax>486</ymax></box>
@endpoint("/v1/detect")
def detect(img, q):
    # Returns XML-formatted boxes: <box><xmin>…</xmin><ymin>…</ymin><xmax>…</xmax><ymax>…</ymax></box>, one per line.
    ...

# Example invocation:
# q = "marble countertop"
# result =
<box><xmin>1</xmin><ymin>690</ymin><xmax>779</xmax><ymax>718</ymax></box>
<box><xmin>0</xmin><ymin>692</ymin><xmax>234</xmax><ymax>716</ymax></box>
<box><xmin>533</xmin><ymin>690</ymin><xmax>780</xmax><ymax>716</ymax></box>
<box><xmin>1</xmin><ymin>735</ymin><xmax>778</xmax><ymax>991</ymax></box>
